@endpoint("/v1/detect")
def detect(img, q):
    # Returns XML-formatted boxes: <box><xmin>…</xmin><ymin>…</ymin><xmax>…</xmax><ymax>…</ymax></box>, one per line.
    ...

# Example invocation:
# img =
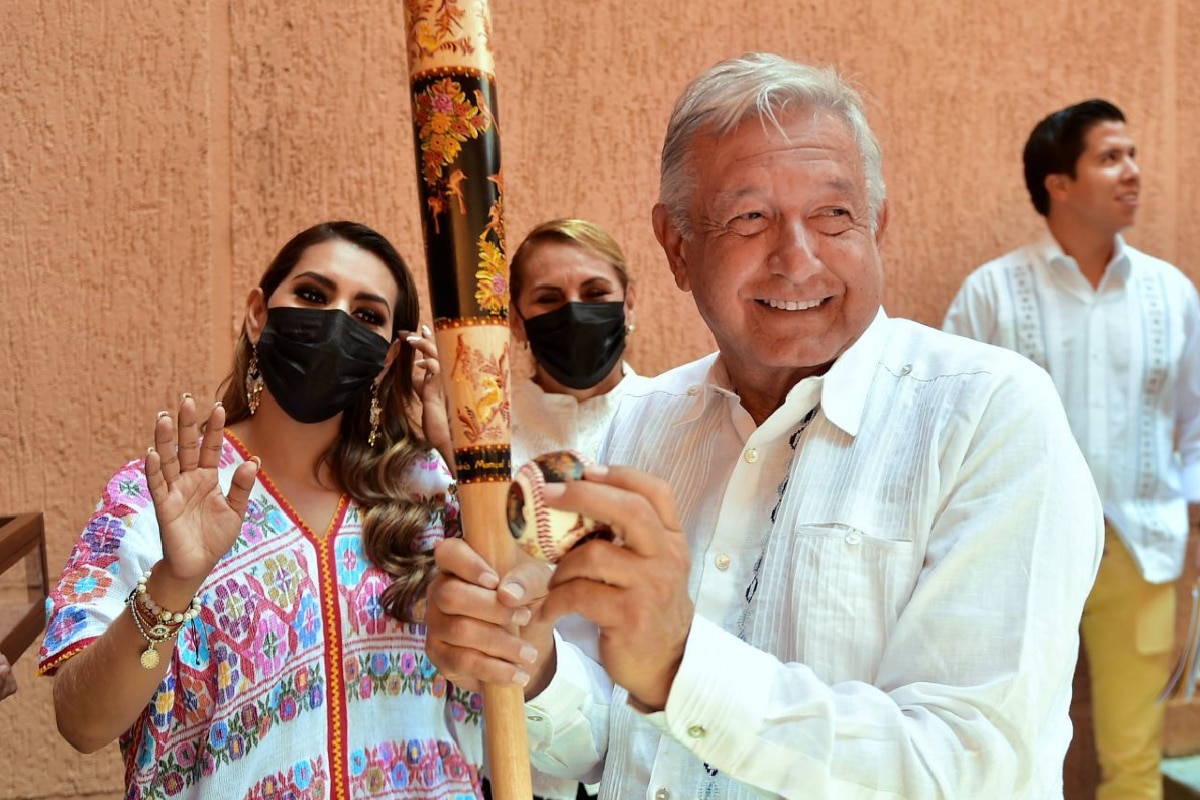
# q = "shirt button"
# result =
<box><xmin>899</xmin><ymin>364</ymin><xmax>912</xmax><ymax>376</ymax></box>
<box><xmin>527</xmin><ymin>714</ymin><xmax>543</xmax><ymax>722</ymax></box>
<box><xmin>655</xmin><ymin>790</ymin><xmax>669</xmax><ymax>800</ymax></box>
<box><xmin>686</xmin><ymin>385</ymin><xmax>700</xmax><ymax>396</ymax></box>
<box><xmin>744</xmin><ymin>448</ymin><xmax>759</xmax><ymax>463</ymax></box>
<box><xmin>687</xmin><ymin>724</ymin><xmax>707</xmax><ymax>738</ymax></box>
<box><xmin>845</xmin><ymin>533</ymin><xmax>862</xmax><ymax>545</ymax></box>
<box><xmin>715</xmin><ymin>554</ymin><xmax>731</xmax><ymax>570</ymax></box>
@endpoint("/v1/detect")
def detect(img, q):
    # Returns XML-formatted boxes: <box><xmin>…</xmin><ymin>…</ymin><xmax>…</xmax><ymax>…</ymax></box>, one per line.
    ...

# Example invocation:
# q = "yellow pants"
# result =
<box><xmin>1081</xmin><ymin>527</ymin><xmax>1176</xmax><ymax>800</ymax></box>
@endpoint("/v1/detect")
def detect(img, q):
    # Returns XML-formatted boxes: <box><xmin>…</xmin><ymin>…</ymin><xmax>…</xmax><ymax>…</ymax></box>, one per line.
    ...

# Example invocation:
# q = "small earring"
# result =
<box><xmin>367</xmin><ymin>384</ymin><xmax>382</xmax><ymax>447</ymax></box>
<box><xmin>246</xmin><ymin>346</ymin><xmax>264</xmax><ymax>415</ymax></box>
<box><xmin>625</xmin><ymin>322</ymin><xmax>636</xmax><ymax>335</ymax></box>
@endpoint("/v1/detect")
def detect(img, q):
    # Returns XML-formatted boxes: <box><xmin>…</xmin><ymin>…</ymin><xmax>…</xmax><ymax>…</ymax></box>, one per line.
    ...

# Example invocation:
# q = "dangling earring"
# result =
<box><xmin>367</xmin><ymin>383</ymin><xmax>382</xmax><ymax>447</ymax></box>
<box><xmin>246</xmin><ymin>346</ymin><xmax>264</xmax><ymax>415</ymax></box>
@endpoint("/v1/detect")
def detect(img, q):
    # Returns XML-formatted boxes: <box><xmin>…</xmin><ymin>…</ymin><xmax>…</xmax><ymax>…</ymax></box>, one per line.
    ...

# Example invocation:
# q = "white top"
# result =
<box><xmin>522</xmin><ymin>311</ymin><xmax>1102</xmax><ymax>799</ymax></box>
<box><xmin>944</xmin><ymin>234</ymin><xmax>1200</xmax><ymax>582</ymax></box>
<box><xmin>40</xmin><ymin>438</ymin><xmax>483</xmax><ymax>799</ymax></box>
<box><xmin>510</xmin><ymin>363</ymin><xmax>651</xmax><ymax>468</ymax></box>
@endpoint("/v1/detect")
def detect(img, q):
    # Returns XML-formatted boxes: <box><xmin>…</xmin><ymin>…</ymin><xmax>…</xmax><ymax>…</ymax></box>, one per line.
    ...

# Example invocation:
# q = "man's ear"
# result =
<box><xmin>652</xmin><ymin>203</ymin><xmax>691</xmax><ymax>292</ymax></box>
<box><xmin>244</xmin><ymin>288</ymin><xmax>268</xmax><ymax>345</ymax></box>
<box><xmin>873</xmin><ymin>199</ymin><xmax>889</xmax><ymax>247</ymax></box>
<box><xmin>1045</xmin><ymin>173</ymin><xmax>1070</xmax><ymax>204</ymax></box>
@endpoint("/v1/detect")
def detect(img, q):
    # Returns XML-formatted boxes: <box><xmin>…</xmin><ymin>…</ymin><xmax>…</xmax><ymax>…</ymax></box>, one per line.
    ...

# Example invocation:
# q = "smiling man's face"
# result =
<box><xmin>655</xmin><ymin>109</ymin><xmax>886</xmax><ymax>398</ymax></box>
<box><xmin>1051</xmin><ymin>119</ymin><xmax>1140</xmax><ymax>238</ymax></box>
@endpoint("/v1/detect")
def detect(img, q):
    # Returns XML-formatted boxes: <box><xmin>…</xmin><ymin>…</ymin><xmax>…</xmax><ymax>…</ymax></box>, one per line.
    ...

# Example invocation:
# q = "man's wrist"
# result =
<box><xmin>523</xmin><ymin>636</ymin><xmax>558</xmax><ymax>701</ymax></box>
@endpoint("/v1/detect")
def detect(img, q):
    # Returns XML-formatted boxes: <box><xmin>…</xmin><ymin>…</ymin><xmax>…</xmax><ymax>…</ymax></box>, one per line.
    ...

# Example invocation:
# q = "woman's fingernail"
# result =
<box><xmin>156</xmin><ymin>411</ymin><xmax>170</xmax><ymax>420</ymax></box>
<box><xmin>422</xmin><ymin>324</ymin><xmax>432</xmax><ymax>336</ymax></box>
<box><xmin>502</xmin><ymin>581</ymin><xmax>525</xmax><ymax>601</ymax></box>
<box><xmin>517</xmin><ymin>644</ymin><xmax>537</xmax><ymax>664</ymax></box>
<box><xmin>512</xmin><ymin>608</ymin><xmax>532</xmax><ymax>627</ymax></box>
<box><xmin>250</xmin><ymin>456</ymin><xmax>262</xmax><ymax>468</ymax></box>
<box><xmin>415</xmin><ymin>359</ymin><xmax>428</xmax><ymax>369</ymax></box>
<box><xmin>584</xmin><ymin>463</ymin><xmax>609</xmax><ymax>478</ymax></box>
<box><xmin>180</xmin><ymin>392</ymin><xmax>193</xmax><ymax>401</ymax></box>
<box><xmin>513</xmin><ymin>669</ymin><xmax>530</xmax><ymax>687</ymax></box>
<box><xmin>406</xmin><ymin>335</ymin><xmax>421</xmax><ymax>343</ymax></box>
<box><xmin>213</xmin><ymin>400</ymin><xmax>223</xmax><ymax>408</ymax></box>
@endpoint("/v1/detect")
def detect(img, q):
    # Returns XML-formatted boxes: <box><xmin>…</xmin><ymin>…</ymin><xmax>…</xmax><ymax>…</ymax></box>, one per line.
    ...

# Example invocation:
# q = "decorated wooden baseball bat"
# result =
<box><xmin>402</xmin><ymin>2</ymin><xmax>532</xmax><ymax>798</ymax></box>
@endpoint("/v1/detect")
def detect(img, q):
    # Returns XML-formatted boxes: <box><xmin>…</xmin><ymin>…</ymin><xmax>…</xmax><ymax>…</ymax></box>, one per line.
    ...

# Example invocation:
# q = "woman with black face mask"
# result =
<box><xmin>480</xmin><ymin>219</ymin><xmax>651</xmax><ymax>800</ymax></box>
<box><xmin>508</xmin><ymin>218</ymin><xmax>651</xmax><ymax>471</ymax></box>
<box><xmin>41</xmin><ymin>222</ymin><xmax>484</xmax><ymax>798</ymax></box>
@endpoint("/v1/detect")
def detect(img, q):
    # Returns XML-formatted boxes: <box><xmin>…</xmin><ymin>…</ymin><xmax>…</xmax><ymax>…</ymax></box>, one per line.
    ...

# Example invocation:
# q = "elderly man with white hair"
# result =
<box><xmin>428</xmin><ymin>52</ymin><xmax>1103</xmax><ymax>800</ymax></box>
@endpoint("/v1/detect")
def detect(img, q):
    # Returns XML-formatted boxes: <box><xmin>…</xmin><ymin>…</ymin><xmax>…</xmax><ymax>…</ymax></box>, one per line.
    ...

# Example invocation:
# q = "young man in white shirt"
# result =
<box><xmin>944</xmin><ymin>99</ymin><xmax>1200</xmax><ymax>800</ymax></box>
<box><xmin>426</xmin><ymin>54</ymin><xmax>1105</xmax><ymax>799</ymax></box>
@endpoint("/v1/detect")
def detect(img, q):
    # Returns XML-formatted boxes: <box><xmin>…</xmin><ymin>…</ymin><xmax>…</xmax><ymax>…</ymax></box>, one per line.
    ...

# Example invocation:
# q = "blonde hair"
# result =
<box><xmin>509</xmin><ymin>218</ymin><xmax>630</xmax><ymax>302</ymax></box>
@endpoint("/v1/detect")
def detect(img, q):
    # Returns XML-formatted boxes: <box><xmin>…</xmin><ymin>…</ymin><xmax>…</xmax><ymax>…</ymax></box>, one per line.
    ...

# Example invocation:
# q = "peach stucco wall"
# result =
<box><xmin>2</xmin><ymin>1</ymin><xmax>1197</xmax><ymax>797</ymax></box>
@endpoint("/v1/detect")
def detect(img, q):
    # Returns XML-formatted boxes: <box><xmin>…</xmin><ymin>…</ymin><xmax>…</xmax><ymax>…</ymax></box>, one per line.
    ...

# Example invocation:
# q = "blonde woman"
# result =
<box><xmin>508</xmin><ymin>218</ymin><xmax>649</xmax><ymax>469</ymax></box>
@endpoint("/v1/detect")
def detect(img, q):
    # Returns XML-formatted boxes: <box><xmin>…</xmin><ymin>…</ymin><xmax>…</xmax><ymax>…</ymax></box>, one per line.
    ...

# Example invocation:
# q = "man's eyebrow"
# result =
<box><xmin>819</xmin><ymin>177</ymin><xmax>860</xmax><ymax>197</ymax></box>
<box><xmin>714</xmin><ymin>176</ymin><xmax>860</xmax><ymax>200</ymax></box>
<box><xmin>712</xmin><ymin>187</ymin><xmax>764</xmax><ymax>205</ymax></box>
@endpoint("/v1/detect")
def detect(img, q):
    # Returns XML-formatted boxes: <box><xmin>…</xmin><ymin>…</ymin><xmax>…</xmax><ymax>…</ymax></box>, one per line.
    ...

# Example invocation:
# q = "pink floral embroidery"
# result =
<box><xmin>43</xmin><ymin>436</ymin><xmax>483</xmax><ymax>800</ymax></box>
<box><xmin>243</xmin><ymin>757</ymin><xmax>327</xmax><ymax>800</ymax></box>
<box><xmin>248</xmin><ymin>610</ymin><xmax>293</xmax><ymax>681</ymax></box>
<box><xmin>348</xmin><ymin>738</ymin><xmax>479</xmax><ymax>796</ymax></box>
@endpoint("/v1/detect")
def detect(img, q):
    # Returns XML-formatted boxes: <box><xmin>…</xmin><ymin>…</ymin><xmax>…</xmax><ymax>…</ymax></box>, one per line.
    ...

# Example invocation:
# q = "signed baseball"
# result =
<box><xmin>507</xmin><ymin>450</ymin><xmax>612</xmax><ymax>563</ymax></box>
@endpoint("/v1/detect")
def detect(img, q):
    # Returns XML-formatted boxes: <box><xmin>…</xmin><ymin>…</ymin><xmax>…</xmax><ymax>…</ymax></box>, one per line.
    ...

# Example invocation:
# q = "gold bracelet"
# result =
<box><xmin>125</xmin><ymin>569</ymin><xmax>202</xmax><ymax>670</ymax></box>
<box><xmin>126</xmin><ymin>590</ymin><xmax>175</xmax><ymax>669</ymax></box>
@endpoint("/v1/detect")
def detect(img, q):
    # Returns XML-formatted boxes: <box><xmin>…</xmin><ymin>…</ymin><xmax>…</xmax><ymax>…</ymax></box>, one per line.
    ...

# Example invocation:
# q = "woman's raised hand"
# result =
<box><xmin>144</xmin><ymin>395</ymin><xmax>259</xmax><ymax>585</ymax></box>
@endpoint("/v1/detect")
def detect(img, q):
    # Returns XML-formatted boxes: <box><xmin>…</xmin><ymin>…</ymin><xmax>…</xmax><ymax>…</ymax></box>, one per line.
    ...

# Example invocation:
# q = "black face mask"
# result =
<box><xmin>522</xmin><ymin>301</ymin><xmax>626</xmax><ymax>390</ymax></box>
<box><xmin>256</xmin><ymin>307</ymin><xmax>391</xmax><ymax>424</ymax></box>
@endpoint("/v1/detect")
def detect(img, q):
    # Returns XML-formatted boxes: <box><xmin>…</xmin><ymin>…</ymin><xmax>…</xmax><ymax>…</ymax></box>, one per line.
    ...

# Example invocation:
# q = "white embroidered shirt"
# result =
<box><xmin>945</xmin><ymin>234</ymin><xmax>1200</xmax><ymax>582</ymax></box>
<box><xmin>524</xmin><ymin>311</ymin><xmax>1103</xmax><ymax>799</ymax></box>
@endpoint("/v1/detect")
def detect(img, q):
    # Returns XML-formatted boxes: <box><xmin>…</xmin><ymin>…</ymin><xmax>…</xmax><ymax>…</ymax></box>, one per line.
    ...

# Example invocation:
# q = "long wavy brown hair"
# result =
<box><xmin>216</xmin><ymin>221</ymin><xmax>440</xmax><ymax>623</ymax></box>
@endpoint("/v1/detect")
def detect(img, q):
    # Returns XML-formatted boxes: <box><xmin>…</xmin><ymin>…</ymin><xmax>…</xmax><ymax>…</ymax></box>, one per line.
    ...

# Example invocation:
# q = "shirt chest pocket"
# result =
<box><xmin>748</xmin><ymin>523</ymin><xmax>919</xmax><ymax>683</ymax></box>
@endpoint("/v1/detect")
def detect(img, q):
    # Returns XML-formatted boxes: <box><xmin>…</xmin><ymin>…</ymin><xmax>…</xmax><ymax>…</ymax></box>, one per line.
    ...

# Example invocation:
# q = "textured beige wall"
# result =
<box><xmin>1</xmin><ymin>1</ymin><xmax>1196</xmax><ymax>797</ymax></box>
